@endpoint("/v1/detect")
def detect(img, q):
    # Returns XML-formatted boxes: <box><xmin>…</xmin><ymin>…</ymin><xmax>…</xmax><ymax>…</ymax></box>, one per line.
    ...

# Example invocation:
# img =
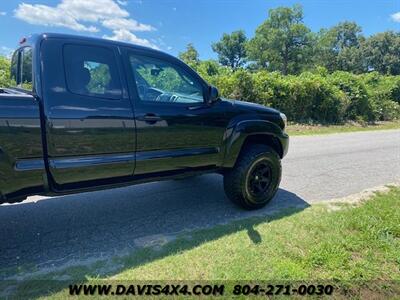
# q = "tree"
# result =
<box><xmin>0</xmin><ymin>56</ymin><xmax>12</xmax><ymax>87</ymax></box>
<box><xmin>196</xmin><ymin>60</ymin><xmax>221</xmax><ymax>77</ymax></box>
<box><xmin>363</xmin><ymin>31</ymin><xmax>400</xmax><ymax>75</ymax></box>
<box><xmin>316</xmin><ymin>22</ymin><xmax>366</xmax><ymax>73</ymax></box>
<box><xmin>246</xmin><ymin>4</ymin><xmax>314</xmax><ymax>74</ymax></box>
<box><xmin>178</xmin><ymin>43</ymin><xmax>199</xmax><ymax>67</ymax></box>
<box><xmin>212</xmin><ymin>30</ymin><xmax>247</xmax><ymax>69</ymax></box>
<box><xmin>85</xmin><ymin>62</ymin><xmax>111</xmax><ymax>94</ymax></box>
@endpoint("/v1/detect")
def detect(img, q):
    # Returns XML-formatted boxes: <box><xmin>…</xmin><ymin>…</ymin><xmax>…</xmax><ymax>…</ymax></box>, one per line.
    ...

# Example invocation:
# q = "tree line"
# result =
<box><xmin>174</xmin><ymin>5</ymin><xmax>399</xmax><ymax>124</ymax></box>
<box><xmin>179</xmin><ymin>4</ymin><xmax>400</xmax><ymax>76</ymax></box>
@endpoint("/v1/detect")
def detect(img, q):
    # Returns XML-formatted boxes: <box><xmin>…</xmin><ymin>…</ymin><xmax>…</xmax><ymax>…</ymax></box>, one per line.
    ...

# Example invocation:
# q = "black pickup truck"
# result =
<box><xmin>0</xmin><ymin>33</ymin><xmax>288</xmax><ymax>210</ymax></box>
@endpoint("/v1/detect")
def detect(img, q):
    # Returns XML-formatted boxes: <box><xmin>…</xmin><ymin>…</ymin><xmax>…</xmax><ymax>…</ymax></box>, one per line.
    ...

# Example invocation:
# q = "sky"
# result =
<box><xmin>0</xmin><ymin>0</ymin><xmax>399</xmax><ymax>59</ymax></box>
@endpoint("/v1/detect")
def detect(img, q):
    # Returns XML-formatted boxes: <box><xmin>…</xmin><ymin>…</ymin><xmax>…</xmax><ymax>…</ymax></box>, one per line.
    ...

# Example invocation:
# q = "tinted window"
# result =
<box><xmin>64</xmin><ymin>45</ymin><xmax>121</xmax><ymax>99</ymax></box>
<box><xmin>10</xmin><ymin>51</ymin><xmax>18</xmax><ymax>85</ymax></box>
<box><xmin>20</xmin><ymin>47</ymin><xmax>33</xmax><ymax>90</ymax></box>
<box><xmin>10</xmin><ymin>47</ymin><xmax>33</xmax><ymax>90</ymax></box>
<box><xmin>129</xmin><ymin>54</ymin><xmax>204</xmax><ymax>104</ymax></box>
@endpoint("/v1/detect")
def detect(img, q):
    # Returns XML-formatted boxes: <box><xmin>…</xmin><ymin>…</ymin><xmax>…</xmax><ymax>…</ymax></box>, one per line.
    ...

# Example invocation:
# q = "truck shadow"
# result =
<box><xmin>0</xmin><ymin>174</ymin><xmax>309</xmax><ymax>297</ymax></box>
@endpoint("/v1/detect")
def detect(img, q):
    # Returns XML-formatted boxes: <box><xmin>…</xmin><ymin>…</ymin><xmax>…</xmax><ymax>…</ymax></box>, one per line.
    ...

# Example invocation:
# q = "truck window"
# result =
<box><xmin>129</xmin><ymin>54</ymin><xmax>204</xmax><ymax>104</ymax></box>
<box><xmin>10</xmin><ymin>47</ymin><xmax>33</xmax><ymax>90</ymax></box>
<box><xmin>10</xmin><ymin>51</ymin><xmax>18</xmax><ymax>85</ymax></box>
<box><xmin>63</xmin><ymin>44</ymin><xmax>122</xmax><ymax>99</ymax></box>
<box><xmin>20</xmin><ymin>47</ymin><xmax>33</xmax><ymax>91</ymax></box>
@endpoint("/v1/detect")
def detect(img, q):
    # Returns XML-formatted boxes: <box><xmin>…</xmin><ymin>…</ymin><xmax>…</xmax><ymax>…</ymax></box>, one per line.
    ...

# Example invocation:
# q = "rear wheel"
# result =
<box><xmin>223</xmin><ymin>145</ymin><xmax>281</xmax><ymax>210</ymax></box>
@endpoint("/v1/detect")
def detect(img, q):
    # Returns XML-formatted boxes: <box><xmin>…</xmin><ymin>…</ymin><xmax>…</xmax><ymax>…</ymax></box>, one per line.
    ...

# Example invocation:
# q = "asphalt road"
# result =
<box><xmin>0</xmin><ymin>129</ymin><xmax>399</xmax><ymax>276</ymax></box>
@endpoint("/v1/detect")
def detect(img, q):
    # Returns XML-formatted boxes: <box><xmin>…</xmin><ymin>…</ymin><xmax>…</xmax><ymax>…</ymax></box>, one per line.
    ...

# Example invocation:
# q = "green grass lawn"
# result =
<box><xmin>6</xmin><ymin>187</ymin><xmax>400</xmax><ymax>299</ymax></box>
<box><xmin>286</xmin><ymin>120</ymin><xmax>400</xmax><ymax>136</ymax></box>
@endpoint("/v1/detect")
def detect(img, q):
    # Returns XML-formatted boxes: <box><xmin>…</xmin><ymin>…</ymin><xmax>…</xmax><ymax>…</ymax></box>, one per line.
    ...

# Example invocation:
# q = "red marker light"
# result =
<box><xmin>19</xmin><ymin>37</ymin><xmax>26</xmax><ymax>44</ymax></box>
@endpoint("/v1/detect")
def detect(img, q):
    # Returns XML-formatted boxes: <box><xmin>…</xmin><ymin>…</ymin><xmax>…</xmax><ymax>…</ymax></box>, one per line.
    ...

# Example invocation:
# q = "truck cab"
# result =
<box><xmin>0</xmin><ymin>33</ymin><xmax>288</xmax><ymax>210</ymax></box>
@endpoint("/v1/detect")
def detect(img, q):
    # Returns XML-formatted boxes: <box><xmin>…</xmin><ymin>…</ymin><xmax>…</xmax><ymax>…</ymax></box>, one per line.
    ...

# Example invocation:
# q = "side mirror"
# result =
<box><xmin>207</xmin><ymin>86</ymin><xmax>219</xmax><ymax>104</ymax></box>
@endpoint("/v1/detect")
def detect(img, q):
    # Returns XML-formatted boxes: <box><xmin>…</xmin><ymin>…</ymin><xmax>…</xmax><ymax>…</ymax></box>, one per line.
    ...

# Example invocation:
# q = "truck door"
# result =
<box><xmin>122</xmin><ymin>48</ymin><xmax>230</xmax><ymax>175</ymax></box>
<box><xmin>41</xmin><ymin>39</ymin><xmax>135</xmax><ymax>191</ymax></box>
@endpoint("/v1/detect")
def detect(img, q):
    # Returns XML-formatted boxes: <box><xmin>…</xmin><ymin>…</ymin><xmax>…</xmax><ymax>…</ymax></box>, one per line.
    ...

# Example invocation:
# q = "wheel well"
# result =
<box><xmin>241</xmin><ymin>134</ymin><xmax>283</xmax><ymax>158</ymax></box>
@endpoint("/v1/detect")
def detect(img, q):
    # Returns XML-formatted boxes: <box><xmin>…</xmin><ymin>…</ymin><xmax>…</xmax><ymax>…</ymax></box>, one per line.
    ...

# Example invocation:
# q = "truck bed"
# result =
<box><xmin>0</xmin><ymin>87</ymin><xmax>29</xmax><ymax>95</ymax></box>
<box><xmin>0</xmin><ymin>89</ymin><xmax>45</xmax><ymax>202</ymax></box>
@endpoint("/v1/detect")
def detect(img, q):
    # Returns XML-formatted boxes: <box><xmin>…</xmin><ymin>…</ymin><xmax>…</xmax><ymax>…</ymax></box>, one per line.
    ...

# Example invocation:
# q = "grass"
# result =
<box><xmin>5</xmin><ymin>187</ymin><xmax>400</xmax><ymax>299</ymax></box>
<box><xmin>286</xmin><ymin>120</ymin><xmax>400</xmax><ymax>136</ymax></box>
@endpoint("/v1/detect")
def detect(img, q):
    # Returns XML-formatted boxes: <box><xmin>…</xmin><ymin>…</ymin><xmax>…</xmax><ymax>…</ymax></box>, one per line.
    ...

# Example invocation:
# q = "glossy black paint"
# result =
<box><xmin>0</xmin><ymin>91</ymin><xmax>45</xmax><ymax>202</ymax></box>
<box><xmin>0</xmin><ymin>33</ymin><xmax>289</xmax><ymax>203</ymax></box>
<box><xmin>120</xmin><ymin>46</ymin><xmax>231</xmax><ymax>174</ymax></box>
<box><xmin>40</xmin><ymin>38</ymin><xmax>136</xmax><ymax>190</ymax></box>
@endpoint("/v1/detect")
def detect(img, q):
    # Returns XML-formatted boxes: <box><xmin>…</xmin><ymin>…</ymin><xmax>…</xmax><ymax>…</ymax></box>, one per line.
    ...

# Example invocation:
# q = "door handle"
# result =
<box><xmin>140</xmin><ymin>114</ymin><xmax>161</xmax><ymax>124</ymax></box>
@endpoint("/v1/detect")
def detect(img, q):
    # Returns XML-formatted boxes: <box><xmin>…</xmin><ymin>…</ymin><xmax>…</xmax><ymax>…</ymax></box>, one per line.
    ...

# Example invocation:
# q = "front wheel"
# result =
<box><xmin>223</xmin><ymin>145</ymin><xmax>281</xmax><ymax>210</ymax></box>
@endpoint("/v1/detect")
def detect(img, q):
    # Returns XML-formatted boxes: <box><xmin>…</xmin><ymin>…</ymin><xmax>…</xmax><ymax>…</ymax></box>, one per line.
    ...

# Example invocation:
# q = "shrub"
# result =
<box><xmin>217</xmin><ymin>71</ymin><xmax>349</xmax><ymax>123</ymax></box>
<box><xmin>328</xmin><ymin>71</ymin><xmax>374</xmax><ymax>121</ymax></box>
<box><xmin>203</xmin><ymin>68</ymin><xmax>399</xmax><ymax>123</ymax></box>
<box><xmin>295</xmin><ymin>72</ymin><xmax>348</xmax><ymax>123</ymax></box>
<box><xmin>0</xmin><ymin>56</ymin><xmax>12</xmax><ymax>88</ymax></box>
<box><xmin>375</xmin><ymin>99</ymin><xmax>400</xmax><ymax>121</ymax></box>
<box><xmin>360</xmin><ymin>72</ymin><xmax>400</xmax><ymax>120</ymax></box>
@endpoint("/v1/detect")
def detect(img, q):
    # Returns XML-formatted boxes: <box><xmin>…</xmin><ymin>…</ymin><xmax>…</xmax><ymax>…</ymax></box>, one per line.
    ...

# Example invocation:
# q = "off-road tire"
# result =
<box><xmin>223</xmin><ymin>144</ymin><xmax>281</xmax><ymax>210</ymax></box>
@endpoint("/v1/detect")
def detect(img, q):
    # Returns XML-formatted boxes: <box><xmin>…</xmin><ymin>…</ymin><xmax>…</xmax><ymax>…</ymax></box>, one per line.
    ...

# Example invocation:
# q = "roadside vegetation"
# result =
<box><xmin>200</xmin><ymin>70</ymin><xmax>400</xmax><ymax>125</ymax></box>
<box><xmin>0</xmin><ymin>56</ymin><xmax>11</xmax><ymax>87</ymax></box>
<box><xmin>181</xmin><ymin>5</ymin><xmax>400</xmax><ymax>126</ymax></box>
<box><xmin>7</xmin><ymin>186</ymin><xmax>399</xmax><ymax>298</ymax></box>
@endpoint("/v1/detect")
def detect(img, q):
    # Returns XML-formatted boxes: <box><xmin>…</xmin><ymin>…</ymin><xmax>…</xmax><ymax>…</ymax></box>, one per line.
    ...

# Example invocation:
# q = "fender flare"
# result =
<box><xmin>221</xmin><ymin>120</ymin><xmax>285</xmax><ymax>168</ymax></box>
